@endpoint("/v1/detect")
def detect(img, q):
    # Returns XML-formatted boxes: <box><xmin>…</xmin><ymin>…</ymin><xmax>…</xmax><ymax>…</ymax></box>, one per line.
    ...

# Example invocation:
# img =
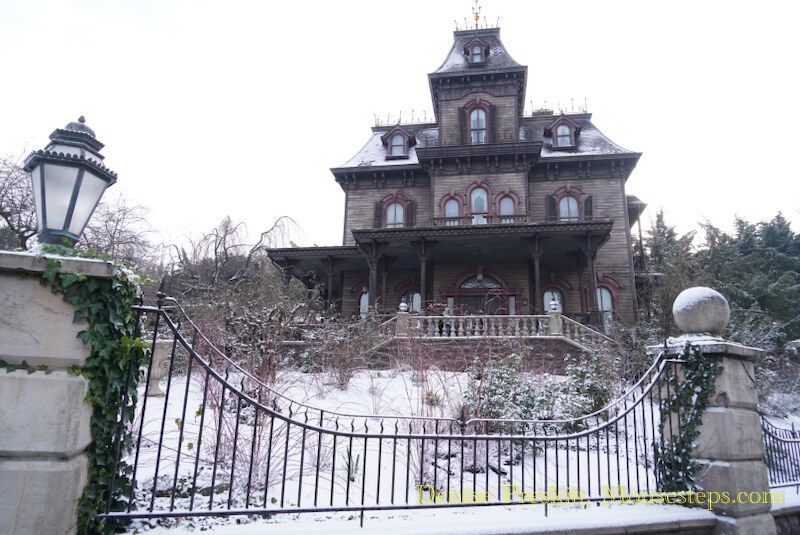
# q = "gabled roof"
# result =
<box><xmin>430</xmin><ymin>28</ymin><xmax>523</xmax><ymax>75</ymax></box>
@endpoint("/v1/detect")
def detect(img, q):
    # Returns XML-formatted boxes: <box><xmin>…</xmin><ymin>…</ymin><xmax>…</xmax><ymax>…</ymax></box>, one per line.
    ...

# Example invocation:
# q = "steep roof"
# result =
<box><xmin>431</xmin><ymin>27</ymin><xmax>523</xmax><ymax>75</ymax></box>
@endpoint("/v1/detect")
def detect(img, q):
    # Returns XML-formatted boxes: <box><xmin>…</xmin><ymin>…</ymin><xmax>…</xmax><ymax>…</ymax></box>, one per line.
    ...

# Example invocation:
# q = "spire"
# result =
<box><xmin>472</xmin><ymin>0</ymin><xmax>481</xmax><ymax>30</ymax></box>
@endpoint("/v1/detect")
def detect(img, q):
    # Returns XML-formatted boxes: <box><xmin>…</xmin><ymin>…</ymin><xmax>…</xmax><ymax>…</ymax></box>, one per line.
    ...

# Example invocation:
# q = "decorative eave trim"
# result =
<box><xmin>23</xmin><ymin>149</ymin><xmax>118</xmax><ymax>185</ymax></box>
<box><xmin>352</xmin><ymin>219</ymin><xmax>613</xmax><ymax>241</ymax></box>
<box><xmin>267</xmin><ymin>246</ymin><xmax>361</xmax><ymax>260</ymax></box>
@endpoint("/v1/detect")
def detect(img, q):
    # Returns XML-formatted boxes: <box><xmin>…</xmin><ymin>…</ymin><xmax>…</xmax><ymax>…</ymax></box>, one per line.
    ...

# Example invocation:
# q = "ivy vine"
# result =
<box><xmin>656</xmin><ymin>343</ymin><xmax>723</xmax><ymax>493</ymax></box>
<box><xmin>37</xmin><ymin>244</ymin><xmax>150</xmax><ymax>534</ymax></box>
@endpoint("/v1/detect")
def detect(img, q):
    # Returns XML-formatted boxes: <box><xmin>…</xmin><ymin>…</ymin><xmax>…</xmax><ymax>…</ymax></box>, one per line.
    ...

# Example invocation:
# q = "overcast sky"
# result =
<box><xmin>2</xmin><ymin>0</ymin><xmax>798</xmax><ymax>249</ymax></box>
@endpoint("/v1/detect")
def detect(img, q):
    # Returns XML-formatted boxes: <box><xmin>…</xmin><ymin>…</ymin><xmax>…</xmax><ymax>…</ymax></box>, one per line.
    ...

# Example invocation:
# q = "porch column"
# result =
<box><xmin>576</xmin><ymin>253</ymin><xmax>587</xmax><ymax>315</ymax></box>
<box><xmin>530</xmin><ymin>237</ymin><xmax>543</xmax><ymax>313</ymax></box>
<box><xmin>325</xmin><ymin>257</ymin><xmax>336</xmax><ymax>308</ymax></box>
<box><xmin>415</xmin><ymin>239</ymin><xmax>429</xmax><ymax>305</ymax></box>
<box><xmin>380</xmin><ymin>256</ymin><xmax>394</xmax><ymax>313</ymax></box>
<box><xmin>583</xmin><ymin>243</ymin><xmax>599</xmax><ymax>324</ymax></box>
<box><xmin>281</xmin><ymin>265</ymin><xmax>292</xmax><ymax>290</ymax></box>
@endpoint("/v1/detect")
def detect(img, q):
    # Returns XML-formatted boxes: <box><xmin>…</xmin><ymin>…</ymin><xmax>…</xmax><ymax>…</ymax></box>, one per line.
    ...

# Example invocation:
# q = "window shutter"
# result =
<box><xmin>546</xmin><ymin>195</ymin><xmax>557</xmax><ymax>222</ymax></box>
<box><xmin>583</xmin><ymin>195</ymin><xmax>593</xmax><ymax>220</ymax></box>
<box><xmin>459</xmin><ymin>108</ymin><xmax>468</xmax><ymax>145</ymax></box>
<box><xmin>488</xmin><ymin>104</ymin><xmax>497</xmax><ymax>143</ymax></box>
<box><xmin>405</xmin><ymin>200</ymin><xmax>415</xmax><ymax>227</ymax></box>
<box><xmin>374</xmin><ymin>201</ymin><xmax>383</xmax><ymax>228</ymax></box>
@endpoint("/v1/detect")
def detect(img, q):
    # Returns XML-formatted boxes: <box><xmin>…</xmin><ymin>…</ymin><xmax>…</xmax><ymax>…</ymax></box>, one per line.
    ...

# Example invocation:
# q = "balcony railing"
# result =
<box><xmin>432</xmin><ymin>214</ymin><xmax>531</xmax><ymax>226</ymax></box>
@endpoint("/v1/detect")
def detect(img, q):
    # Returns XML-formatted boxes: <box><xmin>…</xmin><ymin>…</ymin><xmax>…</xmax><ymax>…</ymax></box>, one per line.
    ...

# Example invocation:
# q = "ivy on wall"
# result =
<box><xmin>656</xmin><ymin>343</ymin><xmax>723</xmax><ymax>493</ymax></box>
<box><xmin>38</xmin><ymin>245</ymin><xmax>150</xmax><ymax>534</ymax></box>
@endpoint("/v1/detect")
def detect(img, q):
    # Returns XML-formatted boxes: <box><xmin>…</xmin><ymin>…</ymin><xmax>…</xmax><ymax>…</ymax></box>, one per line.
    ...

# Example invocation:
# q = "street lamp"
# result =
<box><xmin>23</xmin><ymin>116</ymin><xmax>117</xmax><ymax>247</ymax></box>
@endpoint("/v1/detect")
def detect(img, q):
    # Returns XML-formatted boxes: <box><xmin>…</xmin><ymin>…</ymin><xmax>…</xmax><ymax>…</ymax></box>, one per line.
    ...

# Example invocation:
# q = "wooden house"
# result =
<box><xmin>268</xmin><ymin>26</ymin><xmax>645</xmax><ymax>328</ymax></box>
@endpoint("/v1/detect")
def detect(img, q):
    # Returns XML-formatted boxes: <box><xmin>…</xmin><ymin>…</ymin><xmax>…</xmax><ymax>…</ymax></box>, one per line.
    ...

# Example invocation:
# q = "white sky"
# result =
<box><xmin>2</xmin><ymin>0</ymin><xmax>799</xmax><ymax>248</ymax></box>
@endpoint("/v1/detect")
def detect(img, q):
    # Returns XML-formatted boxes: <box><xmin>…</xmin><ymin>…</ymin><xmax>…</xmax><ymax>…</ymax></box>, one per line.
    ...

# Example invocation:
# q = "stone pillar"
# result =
<box><xmin>0</xmin><ymin>251</ymin><xmax>114</xmax><ymax>535</ymax></box>
<box><xmin>662</xmin><ymin>287</ymin><xmax>776</xmax><ymax>535</ymax></box>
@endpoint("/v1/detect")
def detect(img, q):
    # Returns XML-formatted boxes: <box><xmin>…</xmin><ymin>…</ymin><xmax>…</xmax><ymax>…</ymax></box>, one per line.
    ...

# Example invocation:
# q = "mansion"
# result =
<box><xmin>269</xmin><ymin>26</ymin><xmax>645</xmax><ymax>327</ymax></box>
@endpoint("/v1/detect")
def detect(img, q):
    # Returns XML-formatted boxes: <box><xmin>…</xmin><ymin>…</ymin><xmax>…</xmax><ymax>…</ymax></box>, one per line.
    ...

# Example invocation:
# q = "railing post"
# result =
<box><xmin>548</xmin><ymin>310</ymin><xmax>563</xmax><ymax>336</ymax></box>
<box><xmin>658</xmin><ymin>287</ymin><xmax>776</xmax><ymax>535</ymax></box>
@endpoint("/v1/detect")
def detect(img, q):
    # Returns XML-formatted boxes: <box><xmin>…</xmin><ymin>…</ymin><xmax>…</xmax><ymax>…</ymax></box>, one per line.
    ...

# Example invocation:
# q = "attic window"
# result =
<box><xmin>380</xmin><ymin>126</ymin><xmax>415</xmax><ymax>160</ymax></box>
<box><xmin>471</xmin><ymin>44</ymin><xmax>483</xmax><ymax>63</ymax></box>
<box><xmin>390</xmin><ymin>134</ymin><xmax>405</xmax><ymax>156</ymax></box>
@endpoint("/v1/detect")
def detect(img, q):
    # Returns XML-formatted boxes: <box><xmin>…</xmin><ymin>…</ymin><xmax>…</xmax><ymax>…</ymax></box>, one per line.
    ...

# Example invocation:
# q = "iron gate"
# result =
<box><xmin>98</xmin><ymin>297</ymin><xmax>688</xmax><ymax>523</ymax></box>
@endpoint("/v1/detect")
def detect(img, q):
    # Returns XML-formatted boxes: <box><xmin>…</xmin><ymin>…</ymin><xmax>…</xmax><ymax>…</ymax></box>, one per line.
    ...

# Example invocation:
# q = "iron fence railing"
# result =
<box><xmin>98</xmin><ymin>298</ymin><xmax>687</xmax><ymax>523</ymax></box>
<box><xmin>761</xmin><ymin>416</ymin><xmax>800</xmax><ymax>489</ymax></box>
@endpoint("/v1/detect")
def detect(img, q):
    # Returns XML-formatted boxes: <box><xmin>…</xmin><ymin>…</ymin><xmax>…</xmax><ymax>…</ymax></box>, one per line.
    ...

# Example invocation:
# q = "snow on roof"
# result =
<box><xmin>336</xmin><ymin>127</ymin><xmax>438</xmax><ymax>169</ymax></box>
<box><xmin>335</xmin><ymin>117</ymin><xmax>633</xmax><ymax>171</ymax></box>
<box><xmin>432</xmin><ymin>28</ymin><xmax>523</xmax><ymax>75</ymax></box>
<box><xmin>521</xmin><ymin>116</ymin><xmax>637</xmax><ymax>157</ymax></box>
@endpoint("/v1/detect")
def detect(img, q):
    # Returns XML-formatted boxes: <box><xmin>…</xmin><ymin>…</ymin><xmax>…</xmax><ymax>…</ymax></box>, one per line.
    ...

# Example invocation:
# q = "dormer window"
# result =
<box><xmin>544</xmin><ymin>114</ymin><xmax>581</xmax><ymax>150</ymax></box>
<box><xmin>380</xmin><ymin>126</ymin><xmax>416</xmax><ymax>160</ymax></box>
<box><xmin>464</xmin><ymin>37</ymin><xmax>489</xmax><ymax>67</ymax></box>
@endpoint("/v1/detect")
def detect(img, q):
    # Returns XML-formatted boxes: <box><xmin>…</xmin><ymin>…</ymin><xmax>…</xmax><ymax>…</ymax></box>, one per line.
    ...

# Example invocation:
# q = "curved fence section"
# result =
<box><xmin>99</xmin><ymin>300</ymin><xmax>687</xmax><ymax>521</ymax></box>
<box><xmin>761</xmin><ymin>416</ymin><xmax>800</xmax><ymax>489</ymax></box>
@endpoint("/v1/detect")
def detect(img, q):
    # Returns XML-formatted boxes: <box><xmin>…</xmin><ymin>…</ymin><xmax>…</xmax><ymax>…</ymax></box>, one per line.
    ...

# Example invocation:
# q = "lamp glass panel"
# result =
<box><xmin>29</xmin><ymin>165</ymin><xmax>44</xmax><ymax>230</ymax></box>
<box><xmin>68</xmin><ymin>170</ymin><xmax>107</xmax><ymax>235</ymax></box>
<box><xmin>43</xmin><ymin>164</ymin><xmax>80</xmax><ymax>231</ymax></box>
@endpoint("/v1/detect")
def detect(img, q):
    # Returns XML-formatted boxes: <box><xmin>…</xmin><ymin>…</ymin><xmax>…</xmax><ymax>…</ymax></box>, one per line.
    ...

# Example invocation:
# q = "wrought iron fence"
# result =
<box><xmin>98</xmin><ymin>297</ymin><xmax>688</xmax><ymax>523</ymax></box>
<box><xmin>761</xmin><ymin>416</ymin><xmax>800</xmax><ymax>489</ymax></box>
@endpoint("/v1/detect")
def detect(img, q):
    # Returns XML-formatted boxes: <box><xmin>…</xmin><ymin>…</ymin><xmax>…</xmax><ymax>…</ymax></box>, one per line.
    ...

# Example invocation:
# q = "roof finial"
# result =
<box><xmin>472</xmin><ymin>0</ymin><xmax>481</xmax><ymax>30</ymax></box>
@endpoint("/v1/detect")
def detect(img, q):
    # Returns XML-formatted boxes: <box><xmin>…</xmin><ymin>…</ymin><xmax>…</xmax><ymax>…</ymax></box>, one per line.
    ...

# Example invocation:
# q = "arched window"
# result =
<box><xmin>558</xmin><ymin>196</ymin><xmax>579</xmax><ymax>222</ymax></box>
<box><xmin>596</xmin><ymin>287</ymin><xmax>614</xmax><ymax>324</ymax></box>
<box><xmin>470</xmin><ymin>187</ymin><xmax>488</xmax><ymax>224</ymax></box>
<box><xmin>445</xmin><ymin>198</ymin><xmax>460</xmax><ymax>226</ymax></box>
<box><xmin>390</xmin><ymin>134</ymin><xmax>405</xmax><ymax>156</ymax></box>
<box><xmin>556</xmin><ymin>125</ymin><xmax>572</xmax><ymax>147</ymax></box>
<box><xmin>499</xmin><ymin>196</ymin><xmax>515</xmax><ymax>223</ymax></box>
<box><xmin>460</xmin><ymin>275</ymin><xmax>502</xmax><ymax>289</ymax></box>
<box><xmin>386</xmin><ymin>202</ymin><xmax>404</xmax><ymax>228</ymax></box>
<box><xmin>543</xmin><ymin>288</ymin><xmax>564</xmax><ymax>312</ymax></box>
<box><xmin>359</xmin><ymin>290</ymin><xmax>370</xmax><ymax>318</ymax></box>
<box><xmin>402</xmin><ymin>290</ymin><xmax>422</xmax><ymax>313</ymax></box>
<box><xmin>472</xmin><ymin>44</ymin><xmax>483</xmax><ymax>63</ymax></box>
<box><xmin>470</xmin><ymin>109</ymin><xmax>486</xmax><ymax>144</ymax></box>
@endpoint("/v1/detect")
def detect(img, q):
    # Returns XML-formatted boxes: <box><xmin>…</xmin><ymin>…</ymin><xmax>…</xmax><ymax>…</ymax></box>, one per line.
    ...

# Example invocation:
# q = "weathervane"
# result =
<box><xmin>472</xmin><ymin>0</ymin><xmax>481</xmax><ymax>29</ymax></box>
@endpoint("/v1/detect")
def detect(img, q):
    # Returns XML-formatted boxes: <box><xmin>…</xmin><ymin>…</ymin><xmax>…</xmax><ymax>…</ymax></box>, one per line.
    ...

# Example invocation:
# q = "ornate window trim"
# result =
<box><xmin>465</xmin><ymin>181</ymin><xmax>494</xmax><ymax>224</ymax></box>
<box><xmin>462</xmin><ymin>98</ymin><xmax>495</xmax><ymax>145</ymax></box>
<box><xmin>547</xmin><ymin>185</ymin><xmax>593</xmax><ymax>222</ymax></box>
<box><xmin>380</xmin><ymin>192</ymin><xmax>412</xmax><ymax>228</ymax></box>
<box><xmin>494</xmin><ymin>189</ymin><xmax>520</xmax><ymax>223</ymax></box>
<box><xmin>440</xmin><ymin>192</ymin><xmax>465</xmax><ymax>226</ymax></box>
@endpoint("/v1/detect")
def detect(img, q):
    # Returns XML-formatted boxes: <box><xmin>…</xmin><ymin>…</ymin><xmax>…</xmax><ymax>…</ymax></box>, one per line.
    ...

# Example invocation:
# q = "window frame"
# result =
<box><xmin>494</xmin><ymin>190</ymin><xmax>520</xmax><ymax>224</ymax></box>
<box><xmin>380</xmin><ymin>192</ymin><xmax>412</xmax><ymax>228</ymax></box>
<box><xmin>465</xmin><ymin>181</ymin><xmax>494</xmax><ymax>225</ymax></box>
<box><xmin>440</xmin><ymin>193</ymin><xmax>465</xmax><ymax>226</ymax></box>
<box><xmin>380</xmin><ymin>126</ymin><xmax>415</xmax><ymax>160</ymax></box>
<box><xmin>552</xmin><ymin>185</ymin><xmax>584</xmax><ymax>223</ymax></box>
<box><xmin>463</xmin><ymin>98</ymin><xmax>493</xmax><ymax>145</ymax></box>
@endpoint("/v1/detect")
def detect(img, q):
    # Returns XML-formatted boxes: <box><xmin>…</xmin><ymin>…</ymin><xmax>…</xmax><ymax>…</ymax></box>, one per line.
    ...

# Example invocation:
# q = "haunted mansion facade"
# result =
<box><xmin>268</xmin><ymin>26</ymin><xmax>645</xmax><ymax>326</ymax></box>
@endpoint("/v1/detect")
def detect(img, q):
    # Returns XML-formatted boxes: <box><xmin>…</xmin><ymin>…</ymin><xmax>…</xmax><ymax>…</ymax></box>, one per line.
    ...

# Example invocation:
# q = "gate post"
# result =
<box><xmin>0</xmin><ymin>251</ymin><xmax>113</xmax><ymax>535</ymax></box>
<box><xmin>664</xmin><ymin>287</ymin><xmax>776</xmax><ymax>535</ymax></box>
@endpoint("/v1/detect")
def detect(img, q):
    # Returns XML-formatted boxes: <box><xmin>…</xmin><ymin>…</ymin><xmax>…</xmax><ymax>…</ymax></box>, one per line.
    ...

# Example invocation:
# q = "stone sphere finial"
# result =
<box><xmin>672</xmin><ymin>287</ymin><xmax>730</xmax><ymax>336</ymax></box>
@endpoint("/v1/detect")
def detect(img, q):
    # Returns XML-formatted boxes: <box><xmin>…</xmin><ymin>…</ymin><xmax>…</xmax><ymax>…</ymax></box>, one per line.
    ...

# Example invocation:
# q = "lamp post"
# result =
<box><xmin>23</xmin><ymin>116</ymin><xmax>117</xmax><ymax>247</ymax></box>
